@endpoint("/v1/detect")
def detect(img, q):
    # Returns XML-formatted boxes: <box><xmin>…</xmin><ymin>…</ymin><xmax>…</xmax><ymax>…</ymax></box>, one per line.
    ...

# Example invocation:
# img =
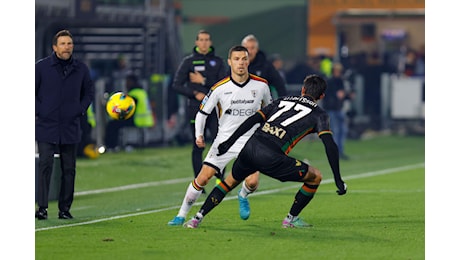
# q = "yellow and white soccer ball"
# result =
<box><xmin>106</xmin><ymin>92</ymin><xmax>136</xmax><ymax>120</ymax></box>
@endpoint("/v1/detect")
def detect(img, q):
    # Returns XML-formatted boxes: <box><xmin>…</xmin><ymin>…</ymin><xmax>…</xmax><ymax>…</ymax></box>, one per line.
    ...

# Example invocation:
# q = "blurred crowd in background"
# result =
<box><xmin>35</xmin><ymin>0</ymin><xmax>425</xmax><ymax>158</ymax></box>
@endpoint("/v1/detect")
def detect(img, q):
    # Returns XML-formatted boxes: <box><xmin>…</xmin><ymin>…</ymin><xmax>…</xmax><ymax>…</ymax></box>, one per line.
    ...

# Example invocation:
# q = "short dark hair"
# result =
<box><xmin>53</xmin><ymin>30</ymin><xmax>73</xmax><ymax>46</ymax></box>
<box><xmin>228</xmin><ymin>45</ymin><xmax>248</xmax><ymax>59</ymax></box>
<box><xmin>303</xmin><ymin>74</ymin><xmax>327</xmax><ymax>100</ymax></box>
<box><xmin>196</xmin><ymin>29</ymin><xmax>211</xmax><ymax>40</ymax></box>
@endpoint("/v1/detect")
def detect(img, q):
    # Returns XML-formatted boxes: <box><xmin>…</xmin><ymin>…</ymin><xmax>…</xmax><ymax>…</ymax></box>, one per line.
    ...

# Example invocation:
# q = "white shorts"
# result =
<box><xmin>203</xmin><ymin>139</ymin><xmax>245</xmax><ymax>174</ymax></box>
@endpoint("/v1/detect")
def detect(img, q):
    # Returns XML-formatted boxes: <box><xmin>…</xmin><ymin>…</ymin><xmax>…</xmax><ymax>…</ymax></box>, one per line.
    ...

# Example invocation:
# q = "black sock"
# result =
<box><xmin>198</xmin><ymin>181</ymin><xmax>232</xmax><ymax>217</ymax></box>
<box><xmin>289</xmin><ymin>183</ymin><xmax>318</xmax><ymax>217</ymax></box>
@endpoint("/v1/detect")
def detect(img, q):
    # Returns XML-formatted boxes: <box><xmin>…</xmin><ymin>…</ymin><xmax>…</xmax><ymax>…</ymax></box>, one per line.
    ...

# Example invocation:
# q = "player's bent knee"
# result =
<box><xmin>305</xmin><ymin>167</ymin><xmax>322</xmax><ymax>184</ymax></box>
<box><xmin>196</xmin><ymin>166</ymin><xmax>218</xmax><ymax>186</ymax></box>
<box><xmin>313</xmin><ymin>168</ymin><xmax>322</xmax><ymax>183</ymax></box>
<box><xmin>244</xmin><ymin>172</ymin><xmax>259</xmax><ymax>190</ymax></box>
<box><xmin>316</xmin><ymin>171</ymin><xmax>323</xmax><ymax>184</ymax></box>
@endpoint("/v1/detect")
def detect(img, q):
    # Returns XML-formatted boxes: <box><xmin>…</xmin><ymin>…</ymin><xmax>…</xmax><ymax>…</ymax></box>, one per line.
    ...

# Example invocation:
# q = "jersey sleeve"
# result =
<box><xmin>199</xmin><ymin>86</ymin><xmax>219</xmax><ymax>115</ymax></box>
<box><xmin>259</xmin><ymin>99</ymin><xmax>278</xmax><ymax>119</ymax></box>
<box><xmin>195</xmin><ymin>112</ymin><xmax>207</xmax><ymax>138</ymax></box>
<box><xmin>262</xmin><ymin>84</ymin><xmax>273</xmax><ymax>107</ymax></box>
<box><xmin>194</xmin><ymin>86</ymin><xmax>220</xmax><ymax>138</ymax></box>
<box><xmin>317</xmin><ymin>111</ymin><xmax>332</xmax><ymax>136</ymax></box>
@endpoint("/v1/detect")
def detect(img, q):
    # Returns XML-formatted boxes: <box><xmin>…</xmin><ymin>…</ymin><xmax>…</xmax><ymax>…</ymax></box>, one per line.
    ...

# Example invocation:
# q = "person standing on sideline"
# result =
<box><xmin>184</xmin><ymin>74</ymin><xmax>347</xmax><ymax>229</ymax></box>
<box><xmin>241</xmin><ymin>34</ymin><xmax>287</xmax><ymax>99</ymax></box>
<box><xmin>35</xmin><ymin>29</ymin><xmax>95</xmax><ymax>220</ymax></box>
<box><xmin>172</xmin><ymin>29</ymin><xmax>228</xmax><ymax>182</ymax></box>
<box><xmin>269</xmin><ymin>53</ymin><xmax>287</xmax><ymax>84</ymax></box>
<box><xmin>322</xmin><ymin>62</ymin><xmax>354</xmax><ymax>160</ymax></box>
<box><xmin>168</xmin><ymin>45</ymin><xmax>273</xmax><ymax>226</ymax></box>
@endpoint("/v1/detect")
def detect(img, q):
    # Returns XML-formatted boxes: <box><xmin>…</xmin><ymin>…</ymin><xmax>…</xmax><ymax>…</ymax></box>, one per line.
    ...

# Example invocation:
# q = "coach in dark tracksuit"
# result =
<box><xmin>242</xmin><ymin>34</ymin><xmax>287</xmax><ymax>98</ymax></box>
<box><xmin>35</xmin><ymin>30</ymin><xmax>94</xmax><ymax>220</ymax></box>
<box><xmin>172</xmin><ymin>30</ymin><xmax>227</xmax><ymax>180</ymax></box>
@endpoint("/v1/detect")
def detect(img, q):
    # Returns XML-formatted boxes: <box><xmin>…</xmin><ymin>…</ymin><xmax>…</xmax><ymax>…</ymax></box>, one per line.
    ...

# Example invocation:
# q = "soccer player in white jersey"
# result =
<box><xmin>168</xmin><ymin>45</ymin><xmax>273</xmax><ymax>226</ymax></box>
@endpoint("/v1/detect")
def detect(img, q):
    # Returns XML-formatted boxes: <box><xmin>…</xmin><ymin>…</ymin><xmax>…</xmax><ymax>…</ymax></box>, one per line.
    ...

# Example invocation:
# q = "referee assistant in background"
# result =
<box><xmin>172</xmin><ymin>29</ymin><xmax>228</xmax><ymax>181</ymax></box>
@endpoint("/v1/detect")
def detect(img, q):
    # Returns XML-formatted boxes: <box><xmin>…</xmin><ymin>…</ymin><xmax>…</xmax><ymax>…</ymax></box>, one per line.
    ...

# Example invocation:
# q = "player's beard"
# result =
<box><xmin>57</xmin><ymin>51</ymin><xmax>72</xmax><ymax>60</ymax></box>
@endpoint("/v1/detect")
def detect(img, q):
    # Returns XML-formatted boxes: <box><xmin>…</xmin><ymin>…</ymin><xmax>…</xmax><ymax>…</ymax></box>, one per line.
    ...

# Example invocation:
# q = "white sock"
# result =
<box><xmin>195</xmin><ymin>212</ymin><xmax>203</xmax><ymax>221</ymax></box>
<box><xmin>239</xmin><ymin>181</ymin><xmax>255</xmax><ymax>198</ymax></box>
<box><xmin>177</xmin><ymin>180</ymin><xmax>203</xmax><ymax>218</ymax></box>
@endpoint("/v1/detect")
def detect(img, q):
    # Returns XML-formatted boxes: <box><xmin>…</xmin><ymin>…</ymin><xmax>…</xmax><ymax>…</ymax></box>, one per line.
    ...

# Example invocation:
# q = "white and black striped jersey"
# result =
<box><xmin>195</xmin><ymin>74</ymin><xmax>273</xmax><ymax>149</ymax></box>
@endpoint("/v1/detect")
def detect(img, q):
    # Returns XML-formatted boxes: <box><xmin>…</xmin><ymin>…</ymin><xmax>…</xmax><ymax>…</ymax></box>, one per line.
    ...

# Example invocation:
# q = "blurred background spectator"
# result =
<box><xmin>285</xmin><ymin>55</ymin><xmax>318</xmax><ymax>85</ymax></box>
<box><xmin>171</xmin><ymin>29</ymin><xmax>227</xmax><ymax>179</ymax></box>
<box><xmin>322</xmin><ymin>62</ymin><xmax>355</xmax><ymax>160</ymax></box>
<box><xmin>269</xmin><ymin>53</ymin><xmax>287</xmax><ymax>84</ymax></box>
<box><xmin>35</xmin><ymin>0</ymin><xmax>425</xmax><ymax>150</ymax></box>
<box><xmin>241</xmin><ymin>34</ymin><xmax>287</xmax><ymax>98</ymax></box>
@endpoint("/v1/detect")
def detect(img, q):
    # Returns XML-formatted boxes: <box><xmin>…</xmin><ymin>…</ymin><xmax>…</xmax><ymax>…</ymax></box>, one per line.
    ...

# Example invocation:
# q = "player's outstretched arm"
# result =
<box><xmin>319</xmin><ymin>133</ymin><xmax>347</xmax><ymax>195</ymax></box>
<box><xmin>217</xmin><ymin>112</ymin><xmax>265</xmax><ymax>155</ymax></box>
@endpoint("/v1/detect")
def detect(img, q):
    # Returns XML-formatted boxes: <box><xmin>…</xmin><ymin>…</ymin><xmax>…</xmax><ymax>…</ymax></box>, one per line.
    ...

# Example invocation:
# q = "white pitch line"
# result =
<box><xmin>74</xmin><ymin>163</ymin><xmax>424</xmax><ymax>197</ymax></box>
<box><xmin>36</xmin><ymin>163</ymin><xmax>424</xmax><ymax>232</ymax></box>
<box><xmin>74</xmin><ymin>177</ymin><xmax>191</xmax><ymax>196</ymax></box>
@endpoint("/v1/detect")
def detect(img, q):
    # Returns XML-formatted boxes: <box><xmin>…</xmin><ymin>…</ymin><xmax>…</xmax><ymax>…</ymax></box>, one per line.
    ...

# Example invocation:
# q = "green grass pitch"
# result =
<box><xmin>34</xmin><ymin>135</ymin><xmax>425</xmax><ymax>259</ymax></box>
